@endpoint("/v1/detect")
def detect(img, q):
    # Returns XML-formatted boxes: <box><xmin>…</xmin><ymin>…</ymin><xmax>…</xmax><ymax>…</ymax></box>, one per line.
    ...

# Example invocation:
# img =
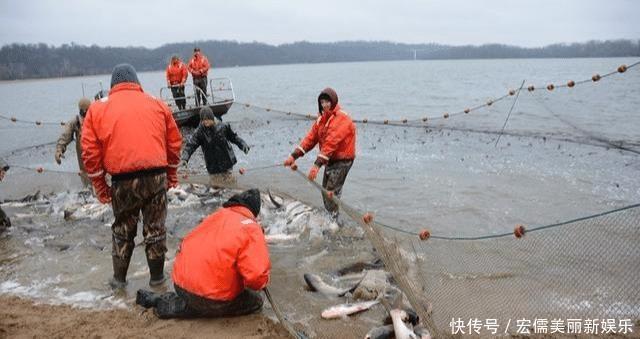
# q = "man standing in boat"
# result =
<box><xmin>81</xmin><ymin>64</ymin><xmax>182</xmax><ymax>289</ymax></box>
<box><xmin>284</xmin><ymin>87</ymin><xmax>356</xmax><ymax>218</ymax></box>
<box><xmin>165</xmin><ymin>55</ymin><xmax>188</xmax><ymax>110</ymax></box>
<box><xmin>187</xmin><ymin>47</ymin><xmax>210</xmax><ymax>106</ymax></box>
<box><xmin>54</xmin><ymin>97</ymin><xmax>92</xmax><ymax>187</ymax></box>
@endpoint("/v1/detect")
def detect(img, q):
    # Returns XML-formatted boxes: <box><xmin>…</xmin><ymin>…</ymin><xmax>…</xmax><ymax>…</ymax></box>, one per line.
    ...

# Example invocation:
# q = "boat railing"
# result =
<box><xmin>208</xmin><ymin>77</ymin><xmax>235</xmax><ymax>105</ymax></box>
<box><xmin>160</xmin><ymin>84</ymin><xmax>208</xmax><ymax>111</ymax></box>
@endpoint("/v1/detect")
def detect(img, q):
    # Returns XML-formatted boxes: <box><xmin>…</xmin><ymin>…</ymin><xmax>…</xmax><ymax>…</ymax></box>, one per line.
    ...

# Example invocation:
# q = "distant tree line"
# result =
<box><xmin>0</xmin><ymin>39</ymin><xmax>638</xmax><ymax>80</ymax></box>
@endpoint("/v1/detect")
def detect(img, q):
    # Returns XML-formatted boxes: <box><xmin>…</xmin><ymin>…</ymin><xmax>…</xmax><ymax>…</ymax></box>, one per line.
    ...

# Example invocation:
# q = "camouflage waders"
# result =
<box><xmin>321</xmin><ymin>160</ymin><xmax>353</xmax><ymax>214</ymax></box>
<box><xmin>111</xmin><ymin>172</ymin><xmax>168</xmax><ymax>262</ymax></box>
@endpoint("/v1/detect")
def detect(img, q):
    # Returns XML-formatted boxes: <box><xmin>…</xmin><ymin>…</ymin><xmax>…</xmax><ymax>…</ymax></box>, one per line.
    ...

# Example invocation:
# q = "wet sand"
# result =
<box><xmin>0</xmin><ymin>295</ymin><xmax>288</xmax><ymax>338</ymax></box>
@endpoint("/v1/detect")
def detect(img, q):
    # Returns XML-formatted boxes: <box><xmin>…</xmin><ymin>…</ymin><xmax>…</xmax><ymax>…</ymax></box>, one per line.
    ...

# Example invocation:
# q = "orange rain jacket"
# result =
<box><xmin>166</xmin><ymin>61</ymin><xmax>188</xmax><ymax>85</ymax></box>
<box><xmin>81</xmin><ymin>82</ymin><xmax>182</xmax><ymax>181</ymax></box>
<box><xmin>187</xmin><ymin>54</ymin><xmax>210</xmax><ymax>78</ymax></box>
<box><xmin>172</xmin><ymin>205</ymin><xmax>271</xmax><ymax>301</ymax></box>
<box><xmin>294</xmin><ymin>103</ymin><xmax>357</xmax><ymax>166</ymax></box>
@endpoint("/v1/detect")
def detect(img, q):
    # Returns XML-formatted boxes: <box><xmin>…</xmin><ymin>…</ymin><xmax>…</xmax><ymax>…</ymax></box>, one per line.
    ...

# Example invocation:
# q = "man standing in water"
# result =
<box><xmin>284</xmin><ymin>87</ymin><xmax>356</xmax><ymax>217</ymax></box>
<box><xmin>180</xmin><ymin>107</ymin><xmax>250</xmax><ymax>188</ymax></box>
<box><xmin>0</xmin><ymin>158</ymin><xmax>11</xmax><ymax>231</ymax></box>
<box><xmin>165</xmin><ymin>55</ymin><xmax>188</xmax><ymax>110</ymax></box>
<box><xmin>136</xmin><ymin>189</ymin><xmax>270</xmax><ymax>319</ymax></box>
<box><xmin>55</xmin><ymin>97</ymin><xmax>92</xmax><ymax>187</ymax></box>
<box><xmin>82</xmin><ymin>64</ymin><xmax>182</xmax><ymax>289</ymax></box>
<box><xmin>187</xmin><ymin>47</ymin><xmax>210</xmax><ymax>106</ymax></box>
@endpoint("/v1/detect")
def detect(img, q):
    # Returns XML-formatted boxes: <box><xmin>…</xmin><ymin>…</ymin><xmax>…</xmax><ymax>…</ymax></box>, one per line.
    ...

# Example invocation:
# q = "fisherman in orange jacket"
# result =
<box><xmin>165</xmin><ymin>55</ymin><xmax>188</xmax><ymax>110</ymax></box>
<box><xmin>81</xmin><ymin>63</ymin><xmax>182</xmax><ymax>289</ymax></box>
<box><xmin>187</xmin><ymin>47</ymin><xmax>211</xmax><ymax>106</ymax></box>
<box><xmin>136</xmin><ymin>189</ymin><xmax>270</xmax><ymax>319</ymax></box>
<box><xmin>284</xmin><ymin>87</ymin><xmax>356</xmax><ymax>216</ymax></box>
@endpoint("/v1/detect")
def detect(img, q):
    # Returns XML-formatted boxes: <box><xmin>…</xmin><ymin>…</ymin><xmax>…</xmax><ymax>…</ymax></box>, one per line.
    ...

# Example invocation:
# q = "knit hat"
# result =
<box><xmin>199</xmin><ymin>106</ymin><xmax>215</xmax><ymax>121</ymax></box>
<box><xmin>223</xmin><ymin>189</ymin><xmax>261</xmax><ymax>217</ymax></box>
<box><xmin>110</xmin><ymin>63</ymin><xmax>140</xmax><ymax>88</ymax></box>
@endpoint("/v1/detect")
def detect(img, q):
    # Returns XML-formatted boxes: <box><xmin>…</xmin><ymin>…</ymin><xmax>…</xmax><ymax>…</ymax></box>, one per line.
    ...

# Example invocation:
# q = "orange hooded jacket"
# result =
<box><xmin>172</xmin><ymin>205</ymin><xmax>271</xmax><ymax>301</ymax></box>
<box><xmin>187</xmin><ymin>54</ymin><xmax>210</xmax><ymax>78</ymax></box>
<box><xmin>166</xmin><ymin>61</ymin><xmax>188</xmax><ymax>85</ymax></box>
<box><xmin>293</xmin><ymin>88</ymin><xmax>356</xmax><ymax>166</ymax></box>
<box><xmin>81</xmin><ymin>82</ymin><xmax>182</xmax><ymax>180</ymax></box>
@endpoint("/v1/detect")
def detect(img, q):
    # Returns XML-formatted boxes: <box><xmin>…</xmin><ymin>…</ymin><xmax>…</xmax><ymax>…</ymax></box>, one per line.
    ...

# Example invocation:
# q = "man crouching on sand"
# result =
<box><xmin>136</xmin><ymin>189</ymin><xmax>271</xmax><ymax>319</ymax></box>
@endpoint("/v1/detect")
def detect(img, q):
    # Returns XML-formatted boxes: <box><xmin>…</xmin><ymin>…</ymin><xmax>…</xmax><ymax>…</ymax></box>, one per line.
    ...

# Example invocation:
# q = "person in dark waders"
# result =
<box><xmin>284</xmin><ymin>87</ymin><xmax>356</xmax><ymax>218</ymax></box>
<box><xmin>55</xmin><ymin>97</ymin><xmax>92</xmax><ymax>187</ymax></box>
<box><xmin>136</xmin><ymin>189</ymin><xmax>271</xmax><ymax>319</ymax></box>
<box><xmin>81</xmin><ymin>64</ymin><xmax>183</xmax><ymax>289</ymax></box>
<box><xmin>165</xmin><ymin>55</ymin><xmax>188</xmax><ymax>110</ymax></box>
<box><xmin>0</xmin><ymin>158</ymin><xmax>11</xmax><ymax>232</ymax></box>
<box><xmin>180</xmin><ymin>107</ymin><xmax>250</xmax><ymax>188</ymax></box>
<box><xmin>187</xmin><ymin>47</ymin><xmax>210</xmax><ymax>106</ymax></box>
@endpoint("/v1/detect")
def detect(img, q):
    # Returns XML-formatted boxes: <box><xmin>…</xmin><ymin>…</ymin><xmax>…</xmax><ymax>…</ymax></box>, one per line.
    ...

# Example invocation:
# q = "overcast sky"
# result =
<box><xmin>1</xmin><ymin>0</ymin><xmax>638</xmax><ymax>48</ymax></box>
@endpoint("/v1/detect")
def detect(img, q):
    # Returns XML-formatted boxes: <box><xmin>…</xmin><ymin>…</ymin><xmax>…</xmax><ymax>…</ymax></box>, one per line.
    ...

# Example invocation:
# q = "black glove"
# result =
<box><xmin>242</xmin><ymin>145</ymin><xmax>250</xmax><ymax>154</ymax></box>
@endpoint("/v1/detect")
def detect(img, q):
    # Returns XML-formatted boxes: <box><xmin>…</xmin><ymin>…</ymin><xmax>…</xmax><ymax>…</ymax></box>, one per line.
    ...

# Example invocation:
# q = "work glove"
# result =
<box><xmin>242</xmin><ymin>145</ymin><xmax>250</xmax><ymax>154</ymax></box>
<box><xmin>91</xmin><ymin>176</ymin><xmax>112</xmax><ymax>204</ymax></box>
<box><xmin>54</xmin><ymin>150</ymin><xmax>64</xmax><ymax>165</ymax></box>
<box><xmin>283</xmin><ymin>156</ymin><xmax>295</xmax><ymax>167</ymax></box>
<box><xmin>308</xmin><ymin>165</ymin><xmax>320</xmax><ymax>181</ymax></box>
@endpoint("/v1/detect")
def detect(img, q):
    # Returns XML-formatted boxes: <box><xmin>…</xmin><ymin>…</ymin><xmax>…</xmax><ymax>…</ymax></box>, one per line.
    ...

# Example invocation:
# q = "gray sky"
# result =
<box><xmin>1</xmin><ymin>0</ymin><xmax>638</xmax><ymax>48</ymax></box>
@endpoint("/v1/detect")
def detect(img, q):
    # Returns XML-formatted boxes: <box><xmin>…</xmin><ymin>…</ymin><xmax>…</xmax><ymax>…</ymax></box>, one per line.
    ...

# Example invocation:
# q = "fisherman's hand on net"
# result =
<box><xmin>308</xmin><ymin>165</ymin><xmax>320</xmax><ymax>181</ymax></box>
<box><xmin>283</xmin><ymin>156</ymin><xmax>295</xmax><ymax>167</ymax></box>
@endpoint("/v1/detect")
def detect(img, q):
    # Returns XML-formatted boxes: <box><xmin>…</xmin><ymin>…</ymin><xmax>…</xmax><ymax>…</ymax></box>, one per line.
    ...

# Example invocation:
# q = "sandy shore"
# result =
<box><xmin>0</xmin><ymin>295</ymin><xmax>289</xmax><ymax>338</ymax></box>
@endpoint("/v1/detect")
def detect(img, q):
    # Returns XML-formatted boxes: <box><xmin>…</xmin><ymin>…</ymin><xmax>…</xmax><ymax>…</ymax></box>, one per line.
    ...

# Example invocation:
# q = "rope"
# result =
<box><xmin>263</xmin><ymin>288</ymin><xmax>308</xmax><ymax>339</ymax></box>
<box><xmin>1</xmin><ymin>140</ymin><xmax>58</xmax><ymax>157</ymax></box>
<box><xmin>495</xmin><ymin>80</ymin><xmax>526</xmax><ymax>147</ymax></box>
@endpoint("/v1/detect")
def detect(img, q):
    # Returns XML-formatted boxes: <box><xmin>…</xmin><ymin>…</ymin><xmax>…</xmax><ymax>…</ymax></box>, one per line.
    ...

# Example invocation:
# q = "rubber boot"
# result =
<box><xmin>148</xmin><ymin>254</ymin><xmax>166</xmax><ymax>287</ymax></box>
<box><xmin>136</xmin><ymin>289</ymin><xmax>162</xmax><ymax>308</ymax></box>
<box><xmin>109</xmin><ymin>255</ymin><xmax>130</xmax><ymax>289</ymax></box>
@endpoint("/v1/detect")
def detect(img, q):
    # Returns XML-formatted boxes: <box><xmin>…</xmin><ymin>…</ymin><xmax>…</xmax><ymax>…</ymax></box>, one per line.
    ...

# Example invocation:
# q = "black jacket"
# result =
<box><xmin>182</xmin><ymin>123</ymin><xmax>249</xmax><ymax>174</ymax></box>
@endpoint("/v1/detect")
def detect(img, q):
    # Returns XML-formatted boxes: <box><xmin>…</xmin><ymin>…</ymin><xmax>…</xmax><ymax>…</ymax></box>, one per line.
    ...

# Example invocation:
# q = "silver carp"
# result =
<box><xmin>303</xmin><ymin>273</ymin><xmax>360</xmax><ymax>297</ymax></box>
<box><xmin>321</xmin><ymin>299</ymin><xmax>380</xmax><ymax>319</ymax></box>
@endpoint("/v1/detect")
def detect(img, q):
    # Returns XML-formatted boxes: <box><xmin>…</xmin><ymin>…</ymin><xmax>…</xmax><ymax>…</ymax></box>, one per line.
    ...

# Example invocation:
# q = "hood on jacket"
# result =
<box><xmin>110</xmin><ymin>63</ymin><xmax>140</xmax><ymax>88</ymax></box>
<box><xmin>317</xmin><ymin>87</ymin><xmax>338</xmax><ymax>114</ymax></box>
<box><xmin>200</xmin><ymin>106</ymin><xmax>216</xmax><ymax>121</ymax></box>
<box><xmin>223</xmin><ymin>188</ymin><xmax>261</xmax><ymax>217</ymax></box>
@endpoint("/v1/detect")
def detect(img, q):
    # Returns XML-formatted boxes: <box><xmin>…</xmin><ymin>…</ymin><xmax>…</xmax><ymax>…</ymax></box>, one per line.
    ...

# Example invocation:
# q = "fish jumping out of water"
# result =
<box><xmin>321</xmin><ymin>299</ymin><xmax>380</xmax><ymax>319</ymax></box>
<box><xmin>303</xmin><ymin>273</ymin><xmax>361</xmax><ymax>297</ymax></box>
<box><xmin>267</xmin><ymin>190</ymin><xmax>283</xmax><ymax>209</ymax></box>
